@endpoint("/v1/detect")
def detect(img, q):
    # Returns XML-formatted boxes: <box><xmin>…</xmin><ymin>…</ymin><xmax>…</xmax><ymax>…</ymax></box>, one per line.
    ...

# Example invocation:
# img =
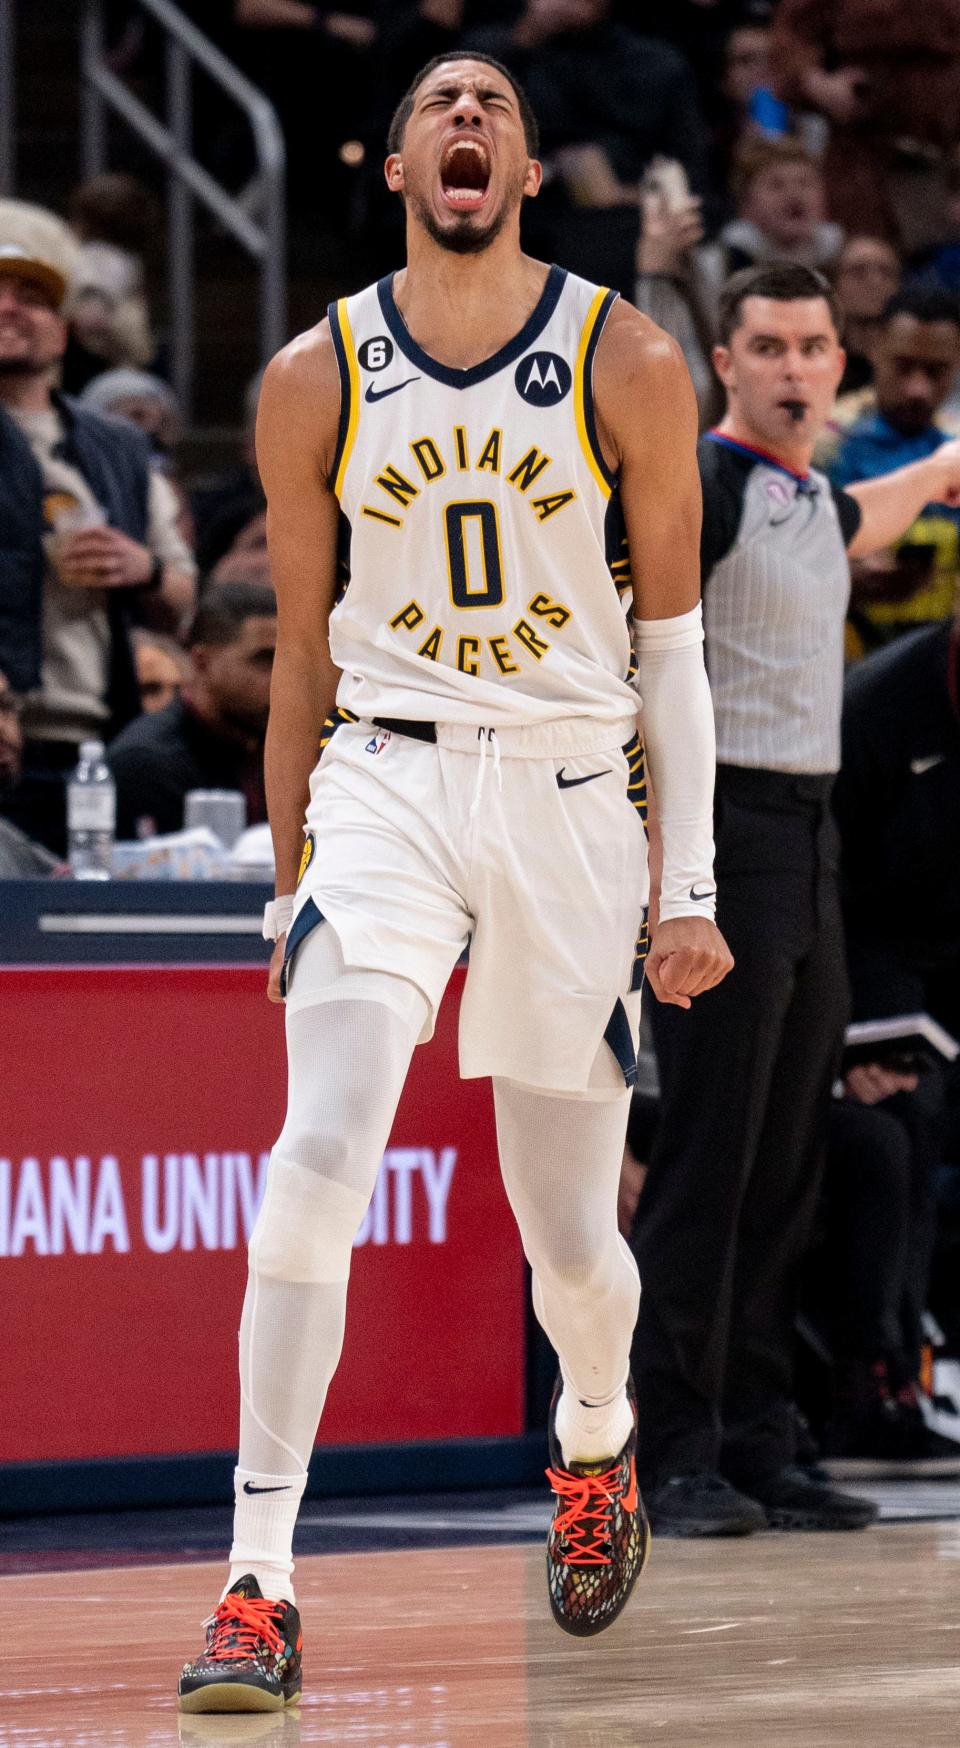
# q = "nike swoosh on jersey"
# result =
<box><xmin>364</xmin><ymin>377</ymin><xmax>421</xmax><ymax>403</ymax></box>
<box><xmin>242</xmin><ymin>1482</ymin><xmax>292</xmax><ymax>1495</ymax></box>
<box><xmin>556</xmin><ymin>767</ymin><xmax>611</xmax><ymax>789</ymax></box>
<box><xmin>910</xmin><ymin>753</ymin><xmax>946</xmax><ymax>775</ymax></box>
<box><xmin>688</xmin><ymin>884</ymin><xmax>717</xmax><ymax>902</ymax></box>
<box><xmin>621</xmin><ymin>1457</ymin><xmax>638</xmax><ymax>1515</ymax></box>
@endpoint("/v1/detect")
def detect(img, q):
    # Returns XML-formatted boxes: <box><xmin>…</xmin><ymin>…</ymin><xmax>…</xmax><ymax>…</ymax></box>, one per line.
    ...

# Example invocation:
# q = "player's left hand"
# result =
<box><xmin>644</xmin><ymin>915</ymin><xmax>734</xmax><ymax>1009</ymax></box>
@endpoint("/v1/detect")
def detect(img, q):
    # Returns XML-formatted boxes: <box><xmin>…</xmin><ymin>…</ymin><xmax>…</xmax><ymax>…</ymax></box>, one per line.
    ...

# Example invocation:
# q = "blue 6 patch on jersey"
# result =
<box><xmin>515</xmin><ymin>351</ymin><xmax>572</xmax><ymax>407</ymax></box>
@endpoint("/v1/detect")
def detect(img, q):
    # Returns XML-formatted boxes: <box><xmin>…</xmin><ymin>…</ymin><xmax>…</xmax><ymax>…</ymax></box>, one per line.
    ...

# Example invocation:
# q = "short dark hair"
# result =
<box><xmin>387</xmin><ymin>52</ymin><xmax>539</xmax><ymax>157</ymax></box>
<box><xmin>185</xmin><ymin>581</ymin><xmax>276</xmax><ymax>649</ymax></box>
<box><xmin>879</xmin><ymin>285</ymin><xmax>960</xmax><ymax>331</ymax></box>
<box><xmin>717</xmin><ymin>262</ymin><xmax>844</xmax><ymax>346</ymax></box>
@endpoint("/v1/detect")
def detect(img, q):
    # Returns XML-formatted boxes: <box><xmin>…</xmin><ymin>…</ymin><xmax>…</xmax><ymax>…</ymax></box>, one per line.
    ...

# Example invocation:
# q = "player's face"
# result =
<box><xmin>713</xmin><ymin>297</ymin><xmax>845</xmax><ymax>449</ymax></box>
<box><xmin>385</xmin><ymin>63</ymin><xmax>541</xmax><ymax>256</ymax></box>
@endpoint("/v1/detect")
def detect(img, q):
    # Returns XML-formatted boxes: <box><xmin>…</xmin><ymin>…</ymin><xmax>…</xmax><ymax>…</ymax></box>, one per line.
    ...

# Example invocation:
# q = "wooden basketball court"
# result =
<box><xmin>4</xmin><ymin>1522</ymin><xmax>960</xmax><ymax>1746</ymax></box>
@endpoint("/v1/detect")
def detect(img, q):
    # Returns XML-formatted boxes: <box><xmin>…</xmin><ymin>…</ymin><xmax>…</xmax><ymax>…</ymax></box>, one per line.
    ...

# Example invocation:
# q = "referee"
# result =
<box><xmin>632</xmin><ymin>262</ymin><xmax>960</xmax><ymax>1535</ymax></box>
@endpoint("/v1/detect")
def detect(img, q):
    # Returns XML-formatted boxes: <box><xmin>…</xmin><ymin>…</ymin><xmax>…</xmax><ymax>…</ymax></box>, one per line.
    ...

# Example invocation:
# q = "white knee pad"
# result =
<box><xmin>248</xmin><ymin>1155</ymin><xmax>368</xmax><ymax>1284</ymax></box>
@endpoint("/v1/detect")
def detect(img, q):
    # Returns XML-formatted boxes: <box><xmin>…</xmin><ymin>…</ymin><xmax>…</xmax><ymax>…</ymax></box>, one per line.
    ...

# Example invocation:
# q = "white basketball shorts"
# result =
<box><xmin>283</xmin><ymin>713</ymin><xmax>650</xmax><ymax>1096</ymax></box>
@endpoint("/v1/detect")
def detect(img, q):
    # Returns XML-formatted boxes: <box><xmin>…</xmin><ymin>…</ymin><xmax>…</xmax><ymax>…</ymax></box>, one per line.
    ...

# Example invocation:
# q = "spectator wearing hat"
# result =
<box><xmin>0</xmin><ymin>199</ymin><xmax>196</xmax><ymax>856</ymax></box>
<box><xmin>79</xmin><ymin>368</ymin><xmax>183</xmax><ymax>456</ymax></box>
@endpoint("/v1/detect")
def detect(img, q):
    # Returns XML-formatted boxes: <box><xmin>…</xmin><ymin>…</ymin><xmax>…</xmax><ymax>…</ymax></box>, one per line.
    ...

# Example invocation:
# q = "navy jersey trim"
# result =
<box><xmin>623</xmin><ymin>732</ymin><xmax>648</xmax><ymax>830</ymax></box>
<box><xmin>603</xmin><ymin>997</ymin><xmax>638</xmax><ymax>1088</ymax></box>
<box><xmin>582</xmin><ymin>287</ymin><xmax>619</xmax><ymax>490</ymax></box>
<box><xmin>327</xmin><ymin>300</ymin><xmax>353</xmax><ymax>490</ymax></box>
<box><xmin>604</xmin><ymin>489</ymin><xmax>633</xmax><ymax>605</ymax></box>
<box><xmin>318</xmin><ymin>704</ymin><xmax>358</xmax><ymax>756</ymax></box>
<box><xmin>280</xmin><ymin>895</ymin><xmax>325</xmax><ymax>999</ymax></box>
<box><xmin>630</xmin><ymin>912</ymin><xmax>649</xmax><ymax>993</ymax></box>
<box><xmin>376</xmin><ymin>265</ymin><xmax>567</xmax><ymax>390</ymax></box>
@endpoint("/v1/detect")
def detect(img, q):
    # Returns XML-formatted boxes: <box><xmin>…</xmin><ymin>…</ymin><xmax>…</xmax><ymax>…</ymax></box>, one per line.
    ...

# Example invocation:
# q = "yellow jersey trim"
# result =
<box><xmin>574</xmin><ymin>286</ymin><xmax>615</xmax><ymax>501</ymax></box>
<box><xmin>333</xmin><ymin>298</ymin><xmax>361</xmax><ymax>501</ymax></box>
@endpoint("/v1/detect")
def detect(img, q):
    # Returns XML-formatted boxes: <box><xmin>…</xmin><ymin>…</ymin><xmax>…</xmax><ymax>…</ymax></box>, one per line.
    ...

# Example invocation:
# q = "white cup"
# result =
<box><xmin>183</xmin><ymin>789</ymin><xmax>247</xmax><ymax>850</ymax></box>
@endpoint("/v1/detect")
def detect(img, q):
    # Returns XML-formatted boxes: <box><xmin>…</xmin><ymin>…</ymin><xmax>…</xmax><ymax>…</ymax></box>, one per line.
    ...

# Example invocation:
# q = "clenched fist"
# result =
<box><xmin>644</xmin><ymin>914</ymin><xmax>734</xmax><ymax>1010</ymax></box>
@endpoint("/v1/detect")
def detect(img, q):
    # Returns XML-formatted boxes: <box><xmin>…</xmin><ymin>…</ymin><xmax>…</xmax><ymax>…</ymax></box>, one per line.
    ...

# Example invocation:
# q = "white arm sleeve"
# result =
<box><xmin>632</xmin><ymin>603</ymin><xmax>717</xmax><ymax>922</ymax></box>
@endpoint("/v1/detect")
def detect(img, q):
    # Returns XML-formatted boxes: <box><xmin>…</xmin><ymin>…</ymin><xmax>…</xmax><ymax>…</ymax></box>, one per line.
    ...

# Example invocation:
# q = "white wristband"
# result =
<box><xmin>262</xmin><ymin>894</ymin><xmax>295</xmax><ymax>942</ymax></box>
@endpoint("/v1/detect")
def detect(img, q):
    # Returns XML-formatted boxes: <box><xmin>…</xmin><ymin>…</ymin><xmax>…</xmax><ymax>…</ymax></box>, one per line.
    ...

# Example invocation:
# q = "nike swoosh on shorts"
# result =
<box><xmin>365</xmin><ymin>377</ymin><xmax>421</xmax><ymax>403</ymax></box>
<box><xmin>910</xmin><ymin>753</ymin><xmax>945</xmax><ymax>775</ymax></box>
<box><xmin>556</xmin><ymin>767</ymin><xmax>611</xmax><ymax>790</ymax></box>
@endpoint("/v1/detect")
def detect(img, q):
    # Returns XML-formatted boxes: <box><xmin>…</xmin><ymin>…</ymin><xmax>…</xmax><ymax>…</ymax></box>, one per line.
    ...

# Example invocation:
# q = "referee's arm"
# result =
<box><xmin>846</xmin><ymin>435</ymin><xmax>960</xmax><ymax>557</ymax></box>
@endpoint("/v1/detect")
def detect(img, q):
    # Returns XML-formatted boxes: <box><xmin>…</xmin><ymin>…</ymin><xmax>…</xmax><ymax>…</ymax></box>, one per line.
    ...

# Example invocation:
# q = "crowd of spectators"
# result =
<box><xmin>4</xmin><ymin>0</ymin><xmax>960</xmax><ymax>1499</ymax></box>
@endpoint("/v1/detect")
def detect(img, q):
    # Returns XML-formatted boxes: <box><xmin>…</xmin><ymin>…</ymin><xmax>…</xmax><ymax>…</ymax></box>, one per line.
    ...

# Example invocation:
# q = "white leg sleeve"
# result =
<box><xmin>493</xmin><ymin>1078</ymin><xmax>640</xmax><ymax>1462</ymax></box>
<box><xmin>229</xmin><ymin>924</ymin><xmax>428</xmax><ymax>1598</ymax></box>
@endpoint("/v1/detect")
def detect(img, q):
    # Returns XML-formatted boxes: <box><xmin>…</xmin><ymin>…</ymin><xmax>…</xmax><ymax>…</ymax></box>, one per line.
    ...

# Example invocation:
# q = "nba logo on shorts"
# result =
<box><xmin>365</xmin><ymin>730</ymin><xmax>392</xmax><ymax>755</ymax></box>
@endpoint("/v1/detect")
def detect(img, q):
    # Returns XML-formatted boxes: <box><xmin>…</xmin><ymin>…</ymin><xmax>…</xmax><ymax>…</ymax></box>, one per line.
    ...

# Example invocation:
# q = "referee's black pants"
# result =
<box><xmin>632</xmin><ymin>766</ymin><xmax>850</xmax><ymax>1490</ymax></box>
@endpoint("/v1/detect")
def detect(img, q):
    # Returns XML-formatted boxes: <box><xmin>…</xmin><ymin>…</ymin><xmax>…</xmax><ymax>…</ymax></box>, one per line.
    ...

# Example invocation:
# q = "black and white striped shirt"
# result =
<box><xmin>699</xmin><ymin>432</ymin><xmax>862</xmax><ymax>775</ymax></box>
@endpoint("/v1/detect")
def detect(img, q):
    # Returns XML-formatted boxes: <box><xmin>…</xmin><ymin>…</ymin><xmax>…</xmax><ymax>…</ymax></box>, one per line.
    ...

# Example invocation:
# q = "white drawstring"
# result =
<box><xmin>469</xmin><ymin>727</ymin><xmax>503</xmax><ymax>820</ymax></box>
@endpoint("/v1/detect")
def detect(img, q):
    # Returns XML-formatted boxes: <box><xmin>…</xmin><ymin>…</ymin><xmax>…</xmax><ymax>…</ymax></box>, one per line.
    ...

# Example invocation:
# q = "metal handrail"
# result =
<box><xmin>0</xmin><ymin>0</ymin><xmax>15</xmax><ymax>195</ymax></box>
<box><xmin>79</xmin><ymin>0</ymin><xmax>286</xmax><ymax>419</ymax></box>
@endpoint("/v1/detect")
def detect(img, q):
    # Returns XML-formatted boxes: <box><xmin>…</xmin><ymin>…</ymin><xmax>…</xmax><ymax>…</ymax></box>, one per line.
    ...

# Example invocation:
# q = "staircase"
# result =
<box><xmin>9</xmin><ymin>3</ymin><xmax>345</xmax><ymax>458</ymax></box>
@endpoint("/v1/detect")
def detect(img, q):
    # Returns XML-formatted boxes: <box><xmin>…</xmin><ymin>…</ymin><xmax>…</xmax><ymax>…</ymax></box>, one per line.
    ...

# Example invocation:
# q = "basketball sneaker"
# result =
<box><xmin>178</xmin><ymin>1574</ymin><xmax>302</xmax><ymax>1713</ymax></box>
<box><xmin>545</xmin><ymin>1375</ymin><xmax>650</xmax><ymax>1636</ymax></box>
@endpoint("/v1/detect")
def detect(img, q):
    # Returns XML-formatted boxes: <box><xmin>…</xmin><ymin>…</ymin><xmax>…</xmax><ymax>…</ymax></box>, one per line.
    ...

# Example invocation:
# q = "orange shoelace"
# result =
<box><xmin>546</xmin><ymin>1462</ymin><xmax>624</xmax><ymax>1566</ymax></box>
<box><xmin>205</xmin><ymin>1594</ymin><xmax>285</xmax><ymax>1662</ymax></box>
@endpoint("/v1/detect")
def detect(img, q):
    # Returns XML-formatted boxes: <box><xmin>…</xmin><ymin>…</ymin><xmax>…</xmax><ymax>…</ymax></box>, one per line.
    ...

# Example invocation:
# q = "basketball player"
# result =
<box><xmin>178</xmin><ymin>53</ymin><xmax>732</xmax><ymax>1713</ymax></box>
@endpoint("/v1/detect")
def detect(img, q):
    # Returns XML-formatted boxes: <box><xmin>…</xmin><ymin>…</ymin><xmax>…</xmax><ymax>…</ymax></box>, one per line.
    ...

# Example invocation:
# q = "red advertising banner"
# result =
<box><xmin>0</xmin><ymin>966</ymin><xmax>525</xmax><ymax>1463</ymax></box>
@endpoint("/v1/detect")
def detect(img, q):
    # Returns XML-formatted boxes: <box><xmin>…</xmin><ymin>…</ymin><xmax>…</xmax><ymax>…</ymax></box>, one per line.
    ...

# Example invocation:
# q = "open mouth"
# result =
<box><xmin>779</xmin><ymin>399</ymin><xmax>809</xmax><ymax>424</ymax></box>
<box><xmin>439</xmin><ymin>139</ymin><xmax>491</xmax><ymax>212</ymax></box>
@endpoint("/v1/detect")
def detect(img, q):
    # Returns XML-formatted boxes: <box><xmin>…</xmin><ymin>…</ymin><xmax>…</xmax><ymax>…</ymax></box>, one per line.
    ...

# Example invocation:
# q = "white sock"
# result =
<box><xmin>226</xmin><ymin>1467</ymin><xmax>308</xmax><ymax>1603</ymax></box>
<box><xmin>554</xmin><ymin>1383</ymin><xmax>634</xmax><ymax>1468</ymax></box>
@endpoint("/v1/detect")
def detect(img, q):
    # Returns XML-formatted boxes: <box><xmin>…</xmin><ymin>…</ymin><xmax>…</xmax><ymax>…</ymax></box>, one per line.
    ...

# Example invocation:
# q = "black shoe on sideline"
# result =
<box><xmin>746</xmin><ymin>1466</ymin><xmax>878</xmax><ymax>1531</ymax></box>
<box><xmin>645</xmin><ymin>1471</ymin><xmax>767</xmax><ymax>1537</ymax></box>
<box><xmin>822</xmin><ymin>1398</ymin><xmax>960</xmax><ymax>1480</ymax></box>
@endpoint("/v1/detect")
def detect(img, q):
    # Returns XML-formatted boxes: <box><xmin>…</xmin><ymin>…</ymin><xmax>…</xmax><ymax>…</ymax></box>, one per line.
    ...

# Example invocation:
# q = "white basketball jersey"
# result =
<box><xmin>327</xmin><ymin>266</ymin><xmax>636</xmax><ymax>728</ymax></box>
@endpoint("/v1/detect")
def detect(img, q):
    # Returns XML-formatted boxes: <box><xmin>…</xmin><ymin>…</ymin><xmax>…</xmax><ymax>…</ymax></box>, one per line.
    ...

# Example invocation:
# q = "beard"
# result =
<box><xmin>406</xmin><ymin>169</ymin><xmax>526</xmax><ymax>256</ymax></box>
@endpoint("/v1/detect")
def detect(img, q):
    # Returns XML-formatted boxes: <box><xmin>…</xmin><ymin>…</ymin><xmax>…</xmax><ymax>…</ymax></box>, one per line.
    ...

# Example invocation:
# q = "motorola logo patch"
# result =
<box><xmin>515</xmin><ymin>351</ymin><xmax>572</xmax><ymax>407</ymax></box>
<box><xmin>358</xmin><ymin>336</ymin><xmax>394</xmax><ymax>373</ymax></box>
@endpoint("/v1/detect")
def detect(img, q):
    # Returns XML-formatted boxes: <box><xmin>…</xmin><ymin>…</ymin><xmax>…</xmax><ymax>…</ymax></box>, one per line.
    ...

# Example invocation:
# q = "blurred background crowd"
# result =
<box><xmin>4</xmin><ymin>0</ymin><xmax>960</xmax><ymax>1511</ymax></box>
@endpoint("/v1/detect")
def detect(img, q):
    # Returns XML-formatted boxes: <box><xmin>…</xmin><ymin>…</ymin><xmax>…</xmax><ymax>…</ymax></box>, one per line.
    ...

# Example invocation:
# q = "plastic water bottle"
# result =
<box><xmin>68</xmin><ymin>739</ymin><xmax>116</xmax><ymax>880</ymax></box>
